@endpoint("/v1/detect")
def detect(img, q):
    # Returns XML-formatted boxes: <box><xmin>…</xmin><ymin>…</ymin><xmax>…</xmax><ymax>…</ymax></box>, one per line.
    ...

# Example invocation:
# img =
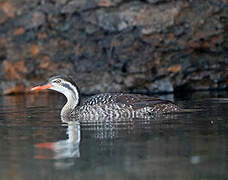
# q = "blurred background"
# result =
<box><xmin>0</xmin><ymin>0</ymin><xmax>227</xmax><ymax>95</ymax></box>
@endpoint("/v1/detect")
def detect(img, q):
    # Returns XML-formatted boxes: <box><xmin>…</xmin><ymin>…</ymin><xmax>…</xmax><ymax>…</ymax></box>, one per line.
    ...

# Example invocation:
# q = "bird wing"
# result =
<box><xmin>115</xmin><ymin>94</ymin><xmax>176</xmax><ymax>110</ymax></box>
<box><xmin>83</xmin><ymin>93</ymin><xmax>176</xmax><ymax>110</ymax></box>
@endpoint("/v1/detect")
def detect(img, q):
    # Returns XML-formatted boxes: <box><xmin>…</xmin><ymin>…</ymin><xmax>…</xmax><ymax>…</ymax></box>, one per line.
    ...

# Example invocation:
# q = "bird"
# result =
<box><xmin>31</xmin><ymin>75</ymin><xmax>182</xmax><ymax>120</ymax></box>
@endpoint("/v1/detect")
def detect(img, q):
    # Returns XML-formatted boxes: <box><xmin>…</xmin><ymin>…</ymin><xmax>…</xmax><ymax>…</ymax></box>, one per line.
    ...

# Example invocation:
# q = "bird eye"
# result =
<box><xmin>53</xmin><ymin>79</ymin><xmax>61</xmax><ymax>83</ymax></box>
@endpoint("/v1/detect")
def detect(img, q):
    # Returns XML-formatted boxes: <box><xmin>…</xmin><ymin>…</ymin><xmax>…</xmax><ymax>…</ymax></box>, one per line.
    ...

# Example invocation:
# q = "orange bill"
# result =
<box><xmin>31</xmin><ymin>84</ymin><xmax>53</xmax><ymax>91</ymax></box>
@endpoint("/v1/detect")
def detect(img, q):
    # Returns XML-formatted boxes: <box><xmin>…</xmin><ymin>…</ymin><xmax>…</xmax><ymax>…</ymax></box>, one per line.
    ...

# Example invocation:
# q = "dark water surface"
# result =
<box><xmin>0</xmin><ymin>92</ymin><xmax>228</xmax><ymax>180</ymax></box>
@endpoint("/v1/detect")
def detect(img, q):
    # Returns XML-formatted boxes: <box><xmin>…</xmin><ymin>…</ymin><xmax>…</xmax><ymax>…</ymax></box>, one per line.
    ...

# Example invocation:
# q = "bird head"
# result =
<box><xmin>31</xmin><ymin>75</ymin><xmax>79</xmax><ymax>101</ymax></box>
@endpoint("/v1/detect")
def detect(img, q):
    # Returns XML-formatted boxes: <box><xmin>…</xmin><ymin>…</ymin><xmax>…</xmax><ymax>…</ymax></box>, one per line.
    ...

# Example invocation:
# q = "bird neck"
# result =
<box><xmin>61</xmin><ymin>88</ymin><xmax>80</xmax><ymax>117</ymax></box>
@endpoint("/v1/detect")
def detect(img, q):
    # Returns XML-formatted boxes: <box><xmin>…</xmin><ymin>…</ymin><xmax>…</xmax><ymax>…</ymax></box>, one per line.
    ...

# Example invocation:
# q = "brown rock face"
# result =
<box><xmin>3</xmin><ymin>60</ymin><xmax>27</xmax><ymax>80</ymax></box>
<box><xmin>0</xmin><ymin>0</ymin><xmax>227</xmax><ymax>95</ymax></box>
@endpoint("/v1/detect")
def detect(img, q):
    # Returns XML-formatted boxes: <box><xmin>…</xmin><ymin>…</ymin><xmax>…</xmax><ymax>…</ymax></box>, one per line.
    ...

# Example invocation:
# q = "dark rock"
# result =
<box><xmin>147</xmin><ymin>78</ymin><xmax>174</xmax><ymax>93</ymax></box>
<box><xmin>83</xmin><ymin>1</ymin><xmax>180</xmax><ymax>34</ymax></box>
<box><xmin>0</xmin><ymin>0</ymin><xmax>227</xmax><ymax>95</ymax></box>
<box><xmin>0</xmin><ymin>10</ymin><xmax>5</xmax><ymax>24</ymax></box>
<box><xmin>61</xmin><ymin>0</ymin><xmax>123</xmax><ymax>14</ymax></box>
<box><xmin>146</xmin><ymin>0</ymin><xmax>171</xmax><ymax>4</ymax></box>
<box><xmin>17</xmin><ymin>11</ymin><xmax>45</xmax><ymax>30</ymax></box>
<box><xmin>0</xmin><ymin>81</ymin><xmax>17</xmax><ymax>95</ymax></box>
<box><xmin>38</xmin><ymin>3</ymin><xmax>59</xmax><ymax>15</ymax></box>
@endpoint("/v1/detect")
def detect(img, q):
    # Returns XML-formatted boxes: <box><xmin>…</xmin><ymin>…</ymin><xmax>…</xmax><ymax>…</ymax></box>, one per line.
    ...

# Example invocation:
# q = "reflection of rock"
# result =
<box><xmin>0</xmin><ymin>0</ymin><xmax>227</xmax><ymax>94</ymax></box>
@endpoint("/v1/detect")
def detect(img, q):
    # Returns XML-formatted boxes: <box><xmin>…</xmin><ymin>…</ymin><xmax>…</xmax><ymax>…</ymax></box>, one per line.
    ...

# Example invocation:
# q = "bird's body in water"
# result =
<box><xmin>31</xmin><ymin>75</ymin><xmax>182</xmax><ymax>120</ymax></box>
<box><xmin>77</xmin><ymin>93</ymin><xmax>181</xmax><ymax>120</ymax></box>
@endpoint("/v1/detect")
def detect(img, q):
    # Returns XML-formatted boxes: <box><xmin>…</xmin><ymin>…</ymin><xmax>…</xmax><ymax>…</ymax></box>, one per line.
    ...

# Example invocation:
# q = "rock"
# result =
<box><xmin>17</xmin><ymin>11</ymin><xmax>45</xmax><ymax>29</ymax></box>
<box><xmin>146</xmin><ymin>0</ymin><xmax>171</xmax><ymax>4</ymax></box>
<box><xmin>61</xmin><ymin>0</ymin><xmax>123</xmax><ymax>13</ymax></box>
<box><xmin>3</xmin><ymin>84</ymin><xmax>25</xmax><ymax>95</ymax></box>
<box><xmin>0</xmin><ymin>0</ymin><xmax>227</xmax><ymax>95</ymax></box>
<box><xmin>168</xmin><ymin>64</ymin><xmax>182</xmax><ymax>74</ymax></box>
<box><xmin>30</xmin><ymin>44</ymin><xmax>40</xmax><ymax>56</ymax></box>
<box><xmin>13</xmin><ymin>27</ymin><xmax>25</xmax><ymax>36</ymax></box>
<box><xmin>0</xmin><ymin>81</ymin><xmax>24</xmax><ymax>95</ymax></box>
<box><xmin>76</xmin><ymin>72</ymin><xmax>123</xmax><ymax>94</ymax></box>
<box><xmin>3</xmin><ymin>60</ymin><xmax>28</xmax><ymax>80</ymax></box>
<box><xmin>84</xmin><ymin>1</ymin><xmax>180</xmax><ymax>34</ymax></box>
<box><xmin>147</xmin><ymin>78</ymin><xmax>174</xmax><ymax>93</ymax></box>
<box><xmin>0</xmin><ymin>1</ymin><xmax>15</xmax><ymax>18</ymax></box>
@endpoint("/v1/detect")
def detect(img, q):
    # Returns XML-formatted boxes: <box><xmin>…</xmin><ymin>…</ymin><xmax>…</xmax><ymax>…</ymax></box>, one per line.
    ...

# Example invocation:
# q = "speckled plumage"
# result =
<box><xmin>73</xmin><ymin>93</ymin><xmax>182</xmax><ymax>120</ymax></box>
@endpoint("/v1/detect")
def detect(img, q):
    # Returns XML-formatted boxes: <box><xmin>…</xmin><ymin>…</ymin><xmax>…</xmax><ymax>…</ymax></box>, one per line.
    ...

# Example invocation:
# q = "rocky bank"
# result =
<box><xmin>0</xmin><ymin>0</ymin><xmax>227</xmax><ymax>95</ymax></box>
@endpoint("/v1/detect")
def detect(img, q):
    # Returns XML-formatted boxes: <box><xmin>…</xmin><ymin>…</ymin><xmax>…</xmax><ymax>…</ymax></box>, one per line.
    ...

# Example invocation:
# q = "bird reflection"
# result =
<box><xmin>33</xmin><ymin>112</ymin><xmax>184</xmax><ymax>169</ymax></box>
<box><xmin>34</xmin><ymin>117</ymin><xmax>80</xmax><ymax>169</ymax></box>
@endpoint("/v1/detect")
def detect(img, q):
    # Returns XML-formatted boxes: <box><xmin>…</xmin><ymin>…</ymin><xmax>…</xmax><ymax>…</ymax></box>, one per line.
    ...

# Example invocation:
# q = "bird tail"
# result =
<box><xmin>181</xmin><ymin>108</ymin><xmax>204</xmax><ymax>113</ymax></box>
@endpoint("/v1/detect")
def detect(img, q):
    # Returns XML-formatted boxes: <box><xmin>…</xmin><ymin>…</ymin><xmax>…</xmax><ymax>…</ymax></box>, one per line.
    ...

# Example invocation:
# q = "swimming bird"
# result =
<box><xmin>31</xmin><ymin>75</ymin><xmax>182</xmax><ymax>119</ymax></box>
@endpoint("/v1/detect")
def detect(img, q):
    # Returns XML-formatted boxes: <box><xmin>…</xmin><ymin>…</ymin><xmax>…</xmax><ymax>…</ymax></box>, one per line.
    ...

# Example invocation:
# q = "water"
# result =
<box><xmin>0</xmin><ymin>92</ymin><xmax>228</xmax><ymax>180</ymax></box>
